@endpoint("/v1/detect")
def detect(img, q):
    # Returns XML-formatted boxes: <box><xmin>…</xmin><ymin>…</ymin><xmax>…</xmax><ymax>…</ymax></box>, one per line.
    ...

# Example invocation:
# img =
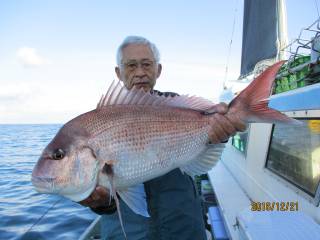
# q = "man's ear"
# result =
<box><xmin>115</xmin><ymin>67</ymin><xmax>121</xmax><ymax>80</ymax></box>
<box><xmin>156</xmin><ymin>64</ymin><xmax>162</xmax><ymax>78</ymax></box>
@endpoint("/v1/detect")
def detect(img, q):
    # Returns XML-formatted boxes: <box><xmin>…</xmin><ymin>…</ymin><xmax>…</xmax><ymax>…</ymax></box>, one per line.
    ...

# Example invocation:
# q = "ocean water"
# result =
<box><xmin>0</xmin><ymin>124</ymin><xmax>97</xmax><ymax>240</ymax></box>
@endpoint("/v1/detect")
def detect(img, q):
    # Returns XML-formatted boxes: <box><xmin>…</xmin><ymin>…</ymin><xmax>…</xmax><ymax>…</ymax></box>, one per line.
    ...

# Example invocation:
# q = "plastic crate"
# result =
<box><xmin>274</xmin><ymin>56</ymin><xmax>311</xmax><ymax>94</ymax></box>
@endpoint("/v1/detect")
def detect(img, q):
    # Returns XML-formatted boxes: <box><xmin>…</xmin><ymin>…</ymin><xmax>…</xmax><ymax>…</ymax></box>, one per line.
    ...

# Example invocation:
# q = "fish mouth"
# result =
<box><xmin>31</xmin><ymin>176</ymin><xmax>59</xmax><ymax>193</ymax></box>
<box><xmin>31</xmin><ymin>176</ymin><xmax>56</xmax><ymax>185</ymax></box>
<box><xmin>31</xmin><ymin>173</ymin><xmax>98</xmax><ymax>202</ymax></box>
<box><xmin>32</xmin><ymin>176</ymin><xmax>56</xmax><ymax>182</ymax></box>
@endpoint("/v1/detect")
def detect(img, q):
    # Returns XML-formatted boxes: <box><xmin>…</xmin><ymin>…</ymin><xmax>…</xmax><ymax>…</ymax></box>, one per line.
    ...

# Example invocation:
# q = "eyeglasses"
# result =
<box><xmin>121</xmin><ymin>60</ymin><xmax>155</xmax><ymax>72</ymax></box>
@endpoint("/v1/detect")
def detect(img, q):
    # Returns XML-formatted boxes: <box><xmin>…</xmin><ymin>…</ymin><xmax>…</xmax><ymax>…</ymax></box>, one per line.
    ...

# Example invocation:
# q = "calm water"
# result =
<box><xmin>0</xmin><ymin>124</ymin><xmax>97</xmax><ymax>240</ymax></box>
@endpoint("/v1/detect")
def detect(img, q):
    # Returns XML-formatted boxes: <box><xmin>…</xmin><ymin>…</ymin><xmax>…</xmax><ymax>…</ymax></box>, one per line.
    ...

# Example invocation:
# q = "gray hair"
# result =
<box><xmin>116</xmin><ymin>36</ymin><xmax>160</xmax><ymax>66</ymax></box>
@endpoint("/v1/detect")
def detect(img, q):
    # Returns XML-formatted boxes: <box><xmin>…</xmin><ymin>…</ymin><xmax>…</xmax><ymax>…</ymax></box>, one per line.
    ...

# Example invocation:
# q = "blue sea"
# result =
<box><xmin>0</xmin><ymin>124</ymin><xmax>97</xmax><ymax>240</ymax></box>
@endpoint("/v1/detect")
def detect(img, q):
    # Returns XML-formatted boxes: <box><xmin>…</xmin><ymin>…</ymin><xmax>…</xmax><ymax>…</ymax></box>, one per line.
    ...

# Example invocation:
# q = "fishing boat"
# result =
<box><xmin>80</xmin><ymin>1</ymin><xmax>320</xmax><ymax>239</ymax></box>
<box><xmin>206</xmin><ymin>0</ymin><xmax>320</xmax><ymax>239</ymax></box>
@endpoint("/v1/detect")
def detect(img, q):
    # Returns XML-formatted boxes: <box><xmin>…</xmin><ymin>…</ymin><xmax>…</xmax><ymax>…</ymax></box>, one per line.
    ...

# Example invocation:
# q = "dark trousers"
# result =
<box><xmin>101</xmin><ymin>169</ymin><xmax>207</xmax><ymax>240</ymax></box>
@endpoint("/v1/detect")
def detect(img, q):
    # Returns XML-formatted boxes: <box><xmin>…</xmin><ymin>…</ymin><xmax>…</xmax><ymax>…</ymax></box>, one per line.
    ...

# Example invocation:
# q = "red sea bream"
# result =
<box><xmin>32</xmin><ymin>61</ymin><xmax>297</xmax><ymax>222</ymax></box>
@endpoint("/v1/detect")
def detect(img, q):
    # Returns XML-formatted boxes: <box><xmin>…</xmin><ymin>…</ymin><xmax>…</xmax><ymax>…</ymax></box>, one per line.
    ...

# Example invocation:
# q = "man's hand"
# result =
<box><xmin>207</xmin><ymin>103</ymin><xmax>247</xmax><ymax>144</ymax></box>
<box><xmin>79</xmin><ymin>186</ymin><xmax>111</xmax><ymax>209</ymax></box>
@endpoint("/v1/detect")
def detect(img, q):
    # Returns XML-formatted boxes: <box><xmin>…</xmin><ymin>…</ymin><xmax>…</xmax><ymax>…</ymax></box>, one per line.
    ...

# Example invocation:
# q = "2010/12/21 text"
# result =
<box><xmin>251</xmin><ymin>201</ymin><xmax>298</xmax><ymax>211</ymax></box>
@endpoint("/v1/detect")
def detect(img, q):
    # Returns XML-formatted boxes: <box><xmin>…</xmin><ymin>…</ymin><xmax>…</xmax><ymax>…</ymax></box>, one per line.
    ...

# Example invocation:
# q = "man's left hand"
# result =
<box><xmin>207</xmin><ymin>103</ymin><xmax>246</xmax><ymax>144</ymax></box>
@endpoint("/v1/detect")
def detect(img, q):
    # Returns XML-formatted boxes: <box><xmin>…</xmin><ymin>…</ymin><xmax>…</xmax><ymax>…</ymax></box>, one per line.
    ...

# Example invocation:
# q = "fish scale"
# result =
<box><xmin>80</xmin><ymin>105</ymin><xmax>211</xmax><ymax>189</ymax></box>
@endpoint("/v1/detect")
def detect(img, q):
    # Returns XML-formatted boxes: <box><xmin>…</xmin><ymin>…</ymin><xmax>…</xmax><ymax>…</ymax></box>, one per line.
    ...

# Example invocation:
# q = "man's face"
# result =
<box><xmin>115</xmin><ymin>44</ymin><xmax>162</xmax><ymax>91</ymax></box>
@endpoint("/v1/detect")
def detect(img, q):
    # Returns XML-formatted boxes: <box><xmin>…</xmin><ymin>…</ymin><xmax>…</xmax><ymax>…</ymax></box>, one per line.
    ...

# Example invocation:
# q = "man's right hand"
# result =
<box><xmin>79</xmin><ymin>186</ymin><xmax>111</xmax><ymax>209</ymax></box>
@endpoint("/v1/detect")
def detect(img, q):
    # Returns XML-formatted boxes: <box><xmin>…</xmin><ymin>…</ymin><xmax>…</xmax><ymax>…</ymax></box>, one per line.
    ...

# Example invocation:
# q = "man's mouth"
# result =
<box><xmin>133</xmin><ymin>82</ymin><xmax>149</xmax><ymax>88</ymax></box>
<box><xmin>134</xmin><ymin>82</ymin><xmax>148</xmax><ymax>85</ymax></box>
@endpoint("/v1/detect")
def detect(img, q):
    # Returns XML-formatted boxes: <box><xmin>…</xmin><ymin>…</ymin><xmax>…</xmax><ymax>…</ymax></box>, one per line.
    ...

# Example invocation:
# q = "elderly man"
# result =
<box><xmin>80</xmin><ymin>36</ymin><xmax>245</xmax><ymax>240</ymax></box>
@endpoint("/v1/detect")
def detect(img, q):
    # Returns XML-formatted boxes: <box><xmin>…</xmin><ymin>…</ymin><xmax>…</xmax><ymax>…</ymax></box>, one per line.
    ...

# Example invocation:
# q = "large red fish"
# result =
<box><xmin>31</xmin><ymin>61</ymin><xmax>296</xmax><ymax>223</ymax></box>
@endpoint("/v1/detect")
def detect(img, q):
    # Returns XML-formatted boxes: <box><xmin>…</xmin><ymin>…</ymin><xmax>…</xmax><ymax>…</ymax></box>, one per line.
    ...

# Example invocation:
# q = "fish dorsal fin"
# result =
<box><xmin>96</xmin><ymin>80</ymin><xmax>214</xmax><ymax>111</ymax></box>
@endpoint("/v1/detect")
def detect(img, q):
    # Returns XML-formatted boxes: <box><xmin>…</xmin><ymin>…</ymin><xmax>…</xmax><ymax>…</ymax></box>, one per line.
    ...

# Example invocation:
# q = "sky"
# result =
<box><xmin>0</xmin><ymin>0</ymin><xmax>319</xmax><ymax>123</ymax></box>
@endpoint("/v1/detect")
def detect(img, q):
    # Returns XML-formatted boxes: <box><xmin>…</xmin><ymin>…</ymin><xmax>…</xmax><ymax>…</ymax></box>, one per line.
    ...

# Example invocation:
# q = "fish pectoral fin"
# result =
<box><xmin>88</xmin><ymin>142</ymin><xmax>118</xmax><ymax>164</ymax></box>
<box><xmin>91</xmin><ymin>147</ymin><xmax>118</xmax><ymax>173</ymax></box>
<box><xmin>102</xmin><ymin>162</ymin><xmax>114</xmax><ymax>175</ymax></box>
<box><xmin>104</xmin><ymin>165</ymin><xmax>127</xmax><ymax>239</ymax></box>
<box><xmin>180</xmin><ymin>143</ymin><xmax>226</xmax><ymax>176</ymax></box>
<box><xmin>118</xmin><ymin>184</ymin><xmax>150</xmax><ymax>217</ymax></box>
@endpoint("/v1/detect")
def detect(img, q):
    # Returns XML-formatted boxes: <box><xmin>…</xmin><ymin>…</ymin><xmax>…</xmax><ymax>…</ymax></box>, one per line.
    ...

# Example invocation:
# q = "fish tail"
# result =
<box><xmin>227</xmin><ymin>61</ymin><xmax>298</xmax><ymax>124</ymax></box>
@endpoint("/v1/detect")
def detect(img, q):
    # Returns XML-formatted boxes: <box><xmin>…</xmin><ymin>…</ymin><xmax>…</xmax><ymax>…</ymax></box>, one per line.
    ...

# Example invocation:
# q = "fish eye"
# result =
<box><xmin>52</xmin><ymin>149</ymin><xmax>65</xmax><ymax>160</ymax></box>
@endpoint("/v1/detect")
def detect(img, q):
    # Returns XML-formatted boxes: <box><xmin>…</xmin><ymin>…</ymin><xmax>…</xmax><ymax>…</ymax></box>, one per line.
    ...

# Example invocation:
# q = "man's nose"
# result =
<box><xmin>134</xmin><ymin>66</ymin><xmax>146</xmax><ymax>77</ymax></box>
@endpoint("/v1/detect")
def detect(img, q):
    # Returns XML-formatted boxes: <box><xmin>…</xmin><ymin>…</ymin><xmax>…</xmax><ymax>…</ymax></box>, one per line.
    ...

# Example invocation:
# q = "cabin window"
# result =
<box><xmin>231</xmin><ymin>129</ymin><xmax>249</xmax><ymax>154</ymax></box>
<box><xmin>266</xmin><ymin>119</ymin><xmax>320</xmax><ymax>197</ymax></box>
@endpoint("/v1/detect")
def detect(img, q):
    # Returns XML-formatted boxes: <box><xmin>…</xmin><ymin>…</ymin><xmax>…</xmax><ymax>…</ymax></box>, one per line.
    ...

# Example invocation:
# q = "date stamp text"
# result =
<box><xmin>251</xmin><ymin>201</ymin><xmax>298</xmax><ymax>211</ymax></box>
